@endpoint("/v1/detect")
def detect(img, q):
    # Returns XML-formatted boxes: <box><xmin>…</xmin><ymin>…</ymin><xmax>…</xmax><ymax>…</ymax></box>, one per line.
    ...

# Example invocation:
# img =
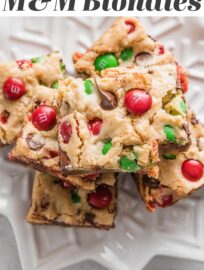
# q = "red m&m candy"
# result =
<box><xmin>88</xmin><ymin>186</ymin><xmax>112</xmax><ymax>209</ymax></box>
<box><xmin>60</xmin><ymin>121</ymin><xmax>72</xmax><ymax>144</ymax></box>
<box><xmin>88</xmin><ymin>118</ymin><xmax>103</xmax><ymax>135</ymax></box>
<box><xmin>0</xmin><ymin>110</ymin><xmax>10</xmax><ymax>124</ymax></box>
<box><xmin>31</xmin><ymin>105</ymin><xmax>56</xmax><ymax>131</ymax></box>
<box><xmin>158</xmin><ymin>44</ymin><xmax>165</xmax><ymax>55</ymax></box>
<box><xmin>3</xmin><ymin>77</ymin><xmax>26</xmax><ymax>100</ymax></box>
<box><xmin>125</xmin><ymin>89</ymin><xmax>152</xmax><ymax>115</ymax></box>
<box><xmin>181</xmin><ymin>159</ymin><xmax>203</xmax><ymax>182</ymax></box>
<box><xmin>125</xmin><ymin>20</ymin><xmax>136</xmax><ymax>34</ymax></box>
<box><xmin>157</xmin><ymin>194</ymin><xmax>173</xmax><ymax>207</ymax></box>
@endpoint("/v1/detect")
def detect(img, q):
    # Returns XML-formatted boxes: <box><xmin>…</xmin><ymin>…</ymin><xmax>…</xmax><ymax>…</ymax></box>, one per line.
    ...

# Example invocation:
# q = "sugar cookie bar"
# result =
<box><xmin>9</xmin><ymin>85</ymin><xmax>109</xmax><ymax>190</ymax></box>
<box><xmin>58</xmin><ymin>64</ymin><xmax>189</xmax><ymax>177</ymax></box>
<box><xmin>136</xmin><ymin>111</ymin><xmax>204</xmax><ymax>212</ymax></box>
<box><xmin>73</xmin><ymin>17</ymin><xmax>188</xmax><ymax>94</ymax></box>
<box><xmin>10</xmin><ymin>65</ymin><xmax>190</xmax><ymax>184</ymax></box>
<box><xmin>27</xmin><ymin>172</ymin><xmax>117</xmax><ymax>229</ymax></box>
<box><xmin>0</xmin><ymin>52</ymin><xmax>65</xmax><ymax>145</ymax></box>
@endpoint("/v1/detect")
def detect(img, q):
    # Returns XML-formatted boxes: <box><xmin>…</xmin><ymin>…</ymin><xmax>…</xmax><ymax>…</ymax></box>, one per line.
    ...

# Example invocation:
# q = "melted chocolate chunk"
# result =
<box><xmin>95</xmin><ymin>79</ymin><xmax>117</xmax><ymax>110</ymax></box>
<box><xmin>26</xmin><ymin>134</ymin><xmax>45</xmax><ymax>150</ymax></box>
<box><xmin>143</xmin><ymin>175</ymin><xmax>160</xmax><ymax>188</ymax></box>
<box><xmin>85</xmin><ymin>212</ymin><xmax>95</xmax><ymax>225</ymax></box>
<box><xmin>53</xmin><ymin>179</ymin><xmax>61</xmax><ymax>185</ymax></box>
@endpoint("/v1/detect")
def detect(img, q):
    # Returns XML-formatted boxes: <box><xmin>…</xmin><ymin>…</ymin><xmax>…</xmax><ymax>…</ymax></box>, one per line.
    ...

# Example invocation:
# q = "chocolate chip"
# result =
<box><xmin>85</xmin><ymin>212</ymin><xmax>95</xmax><ymax>225</ymax></box>
<box><xmin>53</xmin><ymin>179</ymin><xmax>61</xmax><ymax>185</ymax></box>
<box><xmin>94</xmin><ymin>79</ymin><xmax>117</xmax><ymax>110</ymax></box>
<box><xmin>135</xmin><ymin>52</ymin><xmax>154</xmax><ymax>66</ymax></box>
<box><xmin>143</xmin><ymin>175</ymin><xmax>160</xmax><ymax>188</ymax></box>
<box><xmin>59</xmin><ymin>150</ymin><xmax>70</xmax><ymax>172</ymax></box>
<box><xmin>26</xmin><ymin>134</ymin><xmax>45</xmax><ymax>150</ymax></box>
<box><xmin>34</xmin><ymin>100</ymin><xmax>41</xmax><ymax>109</ymax></box>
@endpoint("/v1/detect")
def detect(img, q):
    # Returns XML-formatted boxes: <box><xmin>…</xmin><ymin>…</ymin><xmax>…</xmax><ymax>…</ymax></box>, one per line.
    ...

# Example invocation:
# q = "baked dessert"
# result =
<box><xmin>135</xmin><ymin>111</ymin><xmax>204</xmax><ymax>212</ymax></box>
<box><xmin>58</xmin><ymin>64</ymin><xmax>189</xmax><ymax>177</ymax></box>
<box><xmin>9</xmin><ymin>71</ymin><xmax>159</xmax><ymax>182</ymax></box>
<box><xmin>73</xmin><ymin>17</ymin><xmax>174</xmax><ymax>76</ymax></box>
<box><xmin>73</xmin><ymin>17</ymin><xmax>188</xmax><ymax>90</ymax></box>
<box><xmin>0</xmin><ymin>51</ymin><xmax>65</xmax><ymax>145</ymax></box>
<box><xmin>27</xmin><ymin>172</ymin><xmax>117</xmax><ymax>229</ymax></box>
<box><xmin>9</xmin><ymin>62</ymin><xmax>190</xmax><ymax>185</ymax></box>
<box><xmin>9</xmin><ymin>84</ymin><xmax>107</xmax><ymax>190</ymax></box>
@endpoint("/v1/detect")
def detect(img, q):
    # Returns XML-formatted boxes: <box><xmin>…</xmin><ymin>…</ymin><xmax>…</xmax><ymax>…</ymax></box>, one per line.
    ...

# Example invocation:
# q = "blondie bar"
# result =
<box><xmin>58</xmin><ymin>64</ymin><xmax>189</xmax><ymax>176</ymax></box>
<box><xmin>27</xmin><ymin>172</ymin><xmax>117</xmax><ymax>229</ymax></box>
<box><xmin>9</xmin><ymin>84</ymin><xmax>110</xmax><ymax>190</ymax></box>
<box><xmin>9</xmin><ymin>65</ymin><xmax>190</xmax><ymax>182</ymax></box>
<box><xmin>136</xmin><ymin>111</ymin><xmax>204</xmax><ymax>212</ymax></box>
<box><xmin>74</xmin><ymin>18</ymin><xmax>175</xmax><ymax>74</ymax></box>
<box><xmin>0</xmin><ymin>52</ymin><xmax>65</xmax><ymax>145</ymax></box>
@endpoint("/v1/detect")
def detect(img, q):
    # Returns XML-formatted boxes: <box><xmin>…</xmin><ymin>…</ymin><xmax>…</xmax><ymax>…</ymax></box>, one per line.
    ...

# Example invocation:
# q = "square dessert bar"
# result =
<box><xmin>0</xmin><ymin>51</ymin><xmax>65</xmax><ymax>145</ymax></box>
<box><xmin>73</xmin><ymin>17</ymin><xmax>177</xmax><ymax>76</ymax></box>
<box><xmin>58</xmin><ymin>71</ymin><xmax>158</xmax><ymax>177</ymax></box>
<box><xmin>73</xmin><ymin>17</ymin><xmax>188</xmax><ymax>94</ymax></box>
<box><xmin>9</xmin><ymin>68</ymin><xmax>159</xmax><ymax>182</ymax></box>
<box><xmin>9</xmin><ymin>85</ymin><xmax>109</xmax><ymax>190</ymax></box>
<box><xmin>135</xmin><ymin>111</ymin><xmax>204</xmax><ymax>212</ymax></box>
<box><xmin>58</xmin><ymin>64</ymin><xmax>189</xmax><ymax>177</ymax></box>
<box><xmin>27</xmin><ymin>172</ymin><xmax>117</xmax><ymax>229</ymax></box>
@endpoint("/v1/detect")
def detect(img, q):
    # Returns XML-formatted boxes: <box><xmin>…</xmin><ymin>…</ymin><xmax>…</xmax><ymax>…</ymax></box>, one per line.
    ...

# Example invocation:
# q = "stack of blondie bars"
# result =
<box><xmin>0</xmin><ymin>17</ymin><xmax>203</xmax><ymax>229</ymax></box>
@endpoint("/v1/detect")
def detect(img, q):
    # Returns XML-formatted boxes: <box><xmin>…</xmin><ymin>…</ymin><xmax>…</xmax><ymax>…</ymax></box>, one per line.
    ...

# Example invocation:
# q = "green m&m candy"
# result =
<box><xmin>71</xmin><ymin>190</ymin><xmax>81</xmax><ymax>204</ymax></box>
<box><xmin>163</xmin><ymin>125</ymin><xmax>176</xmax><ymax>143</ymax></box>
<box><xmin>102</xmin><ymin>139</ymin><xmax>112</xmax><ymax>155</ymax></box>
<box><xmin>94</xmin><ymin>54</ymin><xmax>118</xmax><ymax>72</ymax></box>
<box><xmin>120</xmin><ymin>48</ymin><xmax>133</xmax><ymax>61</ymax></box>
<box><xmin>163</xmin><ymin>153</ymin><xmax>177</xmax><ymax>160</ymax></box>
<box><xmin>51</xmin><ymin>81</ymin><xmax>59</xmax><ymax>89</ymax></box>
<box><xmin>119</xmin><ymin>156</ymin><xmax>140</xmax><ymax>172</ymax></box>
<box><xmin>85</xmin><ymin>79</ymin><xmax>93</xmax><ymax>95</ymax></box>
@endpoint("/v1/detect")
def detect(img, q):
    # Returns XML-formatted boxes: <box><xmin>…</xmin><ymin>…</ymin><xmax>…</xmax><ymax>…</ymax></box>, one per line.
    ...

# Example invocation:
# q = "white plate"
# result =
<box><xmin>0</xmin><ymin>17</ymin><xmax>204</xmax><ymax>270</ymax></box>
